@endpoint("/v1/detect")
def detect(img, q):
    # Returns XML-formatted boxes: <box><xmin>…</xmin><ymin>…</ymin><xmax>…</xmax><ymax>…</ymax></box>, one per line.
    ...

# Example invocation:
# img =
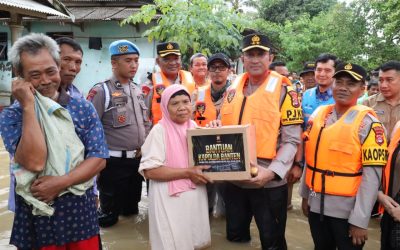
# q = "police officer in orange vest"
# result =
<box><xmin>299</xmin><ymin>62</ymin><xmax>388</xmax><ymax>249</ymax></box>
<box><xmin>217</xmin><ymin>33</ymin><xmax>303</xmax><ymax>249</ymax></box>
<box><xmin>141</xmin><ymin>42</ymin><xmax>196</xmax><ymax>125</ymax></box>
<box><xmin>379</xmin><ymin>120</ymin><xmax>400</xmax><ymax>249</ymax></box>
<box><xmin>88</xmin><ymin>40</ymin><xmax>151</xmax><ymax>227</ymax></box>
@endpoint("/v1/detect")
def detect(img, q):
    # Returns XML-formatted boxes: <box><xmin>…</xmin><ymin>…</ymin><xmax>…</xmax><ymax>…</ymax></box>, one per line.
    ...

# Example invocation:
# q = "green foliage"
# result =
<box><xmin>122</xmin><ymin>0</ymin><xmax>249</xmax><ymax>65</ymax></box>
<box><xmin>253</xmin><ymin>0</ymin><xmax>337</xmax><ymax>24</ymax></box>
<box><xmin>122</xmin><ymin>0</ymin><xmax>399</xmax><ymax>72</ymax></box>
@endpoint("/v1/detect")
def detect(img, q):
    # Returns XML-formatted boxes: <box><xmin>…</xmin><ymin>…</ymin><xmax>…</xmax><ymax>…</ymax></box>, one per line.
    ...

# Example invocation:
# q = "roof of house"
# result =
<box><xmin>0</xmin><ymin>0</ymin><xmax>70</xmax><ymax>19</ymax></box>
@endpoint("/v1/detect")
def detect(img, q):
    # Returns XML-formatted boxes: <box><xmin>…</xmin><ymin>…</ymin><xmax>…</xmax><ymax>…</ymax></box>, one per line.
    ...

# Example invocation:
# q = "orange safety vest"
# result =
<box><xmin>151</xmin><ymin>70</ymin><xmax>195</xmax><ymax>124</ymax></box>
<box><xmin>220</xmin><ymin>71</ymin><xmax>286</xmax><ymax>159</ymax></box>
<box><xmin>305</xmin><ymin>104</ymin><xmax>376</xmax><ymax>197</ymax></box>
<box><xmin>194</xmin><ymin>86</ymin><xmax>217</xmax><ymax>127</ymax></box>
<box><xmin>379</xmin><ymin>128</ymin><xmax>400</xmax><ymax>214</ymax></box>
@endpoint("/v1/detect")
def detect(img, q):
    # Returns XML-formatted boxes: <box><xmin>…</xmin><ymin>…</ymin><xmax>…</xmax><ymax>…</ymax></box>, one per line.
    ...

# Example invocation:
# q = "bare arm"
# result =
<box><xmin>31</xmin><ymin>157</ymin><xmax>106</xmax><ymax>203</ymax></box>
<box><xmin>13</xmin><ymin>78</ymin><xmax>47</xmax><ymax>172</ymax></box>
<box><xmin>144</xmin><ymin>165</ymin><xmax>211</xmax><ymax>184</ymax></box>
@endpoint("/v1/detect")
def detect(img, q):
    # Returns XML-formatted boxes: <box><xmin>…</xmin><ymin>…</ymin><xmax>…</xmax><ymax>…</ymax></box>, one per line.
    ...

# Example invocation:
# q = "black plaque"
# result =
<box><xmin>191</xmin><ymin>133</ymin><xmax>245</xmax><ymax>173</ymax></box>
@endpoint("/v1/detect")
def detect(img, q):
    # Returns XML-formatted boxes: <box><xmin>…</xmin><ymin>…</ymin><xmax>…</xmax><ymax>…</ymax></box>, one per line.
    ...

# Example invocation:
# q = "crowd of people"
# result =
<box><xmin>1</xmin><ymin>31</ymin><xmax>400</xmax><ymax>250</ymax></box>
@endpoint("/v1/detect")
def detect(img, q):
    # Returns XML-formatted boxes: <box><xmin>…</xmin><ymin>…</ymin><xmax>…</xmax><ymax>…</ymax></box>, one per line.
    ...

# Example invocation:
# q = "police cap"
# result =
<box><xmin>333</xmin><ymin>62</ymin><xmax>367</xmax><ymax>82</ymax></box>
<box><xmin>299</xmin><ymin>62</ymin><xmax>316</xmax><ymax>77</ymax></box>
<box><xmin>109</xmin><ymin>40</ymin><xmax>140</xmax><ymax>56</ymax></box>
<box><xmin>242</xmin><ymin>34</ymin><xmax>270</xmax><ymax>52</ymax></box>
<box><xmin>157</xmin><ymin>42</ymin><xmax>181</xmax><ymax>57</ymax></box>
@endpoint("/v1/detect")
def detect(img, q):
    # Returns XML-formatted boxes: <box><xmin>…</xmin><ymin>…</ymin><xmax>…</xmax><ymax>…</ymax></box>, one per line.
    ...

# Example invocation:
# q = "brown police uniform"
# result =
<box><xmin>89</xmin><ymin>75</ymin><xmax>150</xmax><ymax>227</ymax></box>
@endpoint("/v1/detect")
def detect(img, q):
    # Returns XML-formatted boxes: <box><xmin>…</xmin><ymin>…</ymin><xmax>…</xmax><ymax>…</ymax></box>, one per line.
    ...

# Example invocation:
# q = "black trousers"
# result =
<box><xmin>224</xmin><ymin>183</ymin><xmax>288</xmax><ymax>250</ymax></box>
<box><xmin>308</xmin><ymin>212</ymin><xmax>363</xmax><ymax>250</ymax></box>
<box><xmin>98</xmin><ymin>156</ymin><xmax>143</xmax><ymax>216</ymax></box>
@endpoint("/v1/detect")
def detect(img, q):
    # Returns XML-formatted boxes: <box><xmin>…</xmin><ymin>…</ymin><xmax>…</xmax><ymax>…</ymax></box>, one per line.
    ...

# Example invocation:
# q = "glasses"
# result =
<box><xmin>209</xmin><ymin>65</ymin><xmax>228</xmax><ymax>72</ymax></box>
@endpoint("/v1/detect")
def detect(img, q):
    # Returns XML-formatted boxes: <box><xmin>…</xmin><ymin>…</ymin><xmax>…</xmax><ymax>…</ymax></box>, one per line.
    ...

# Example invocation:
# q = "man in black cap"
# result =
<box><xmin>192</xmin><ymin>53</ymin><xmax>231</xmax><ymax>216</ymax></box>
<box><xmin>218</xmin><ymin>33</ymin><xmax>303</xmax><ymax>249</ymax></box>
<box><xmin>300</xmin><ymin>61</ymin><xmax>317</xmax><ymax>90</ymax></box>
<box><xmin>299</xmin><ymin>62</ymin><xmax>386</xmax><ymax>249</ymax></box>
<box><xmin>141</xmin><ymin>42</ymin><xmax>196</xmax><ymax>125</ymax></box>
<box><xmin>192</xmin><ymin>53</ymin><xmax>231</xmax><ymax>127</ymax></box>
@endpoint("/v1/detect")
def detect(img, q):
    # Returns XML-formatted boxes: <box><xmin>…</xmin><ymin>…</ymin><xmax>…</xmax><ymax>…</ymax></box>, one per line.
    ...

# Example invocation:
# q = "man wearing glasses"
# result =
<box><xmin>192</xmin><ymin>53</ymin><xmax>231</xmax><ymax>127</ymax></box>
<box><xmin>141</xmin><ymin>42</ymin><xmax>196</xmax><ymax>125</ymax></box>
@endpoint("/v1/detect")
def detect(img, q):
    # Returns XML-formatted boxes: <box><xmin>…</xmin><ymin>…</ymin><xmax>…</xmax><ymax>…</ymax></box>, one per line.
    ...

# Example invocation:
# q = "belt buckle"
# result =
<box><xmin>134</xmin><ymin>149</ymin><xmax>141</xmax><ymax>158</ymax></box>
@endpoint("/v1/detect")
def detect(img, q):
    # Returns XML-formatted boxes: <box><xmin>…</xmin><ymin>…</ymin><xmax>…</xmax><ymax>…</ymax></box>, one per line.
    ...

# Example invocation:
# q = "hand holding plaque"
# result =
<box><xmin>187</xmin><ymin>125</ymin><xmax>257</xmax><ymax>181</ymax></box>
<box><xmin>187</xmin><ymin>165</ymin><xmax>212</xmax><ymax>184</ymax></box>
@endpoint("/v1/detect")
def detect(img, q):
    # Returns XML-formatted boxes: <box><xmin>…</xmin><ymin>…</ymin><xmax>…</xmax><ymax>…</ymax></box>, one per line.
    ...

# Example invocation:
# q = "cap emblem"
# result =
<box><xmin>167</xmin><ymin>43</ymin><xmax>173</xmax><ymax>50</ymax></box>
<box><xmin>118</xmin><ymin>45</ymin><xmax>129</xmax><ymax>53</ymax></box>
<box><xmin>344</xmin><ymin>63</ymin><xmax>353</xmax><ymax>70</ymax></box>
<box><xmin>251</xmin><ymin>35</ymin><xmax>260</xmax><ymax>45</ymax></box>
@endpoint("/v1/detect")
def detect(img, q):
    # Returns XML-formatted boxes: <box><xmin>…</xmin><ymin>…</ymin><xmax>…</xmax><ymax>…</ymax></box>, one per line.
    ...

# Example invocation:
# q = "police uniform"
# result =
<box><xmin>299</xmin><ymin>63</ymin><xmax>387</xmax><ymax>250</ymax></box>
<box><xmin>141</xmin><ymin>42</ymin><xmax>196</xmax><ymax>125</ymax></box>
<box><xmin>88</xmin><ymin>40</ymin><xmax>151</xmax><ymax>227</ymax></box>
<box><xmin>220</xmin><ymin>34</ymin><xmax>303</xmax><ymax>250</ymax></box>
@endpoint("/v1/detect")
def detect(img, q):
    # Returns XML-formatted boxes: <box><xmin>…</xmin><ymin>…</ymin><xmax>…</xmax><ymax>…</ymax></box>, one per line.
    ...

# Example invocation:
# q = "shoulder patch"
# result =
<box><xmin>362</xmin><ymin>122</ymin><xmax>388</xmax><ymax>166</ymax></box>
<box><xmin>281</xmin><ymin>87</ymin><xmax>303</xmax><ymax>126</ymax></box>
<box><xmin>87</xmin><ymin>88</ymin><xmax>98</xmax><ymax>101</ymax></box>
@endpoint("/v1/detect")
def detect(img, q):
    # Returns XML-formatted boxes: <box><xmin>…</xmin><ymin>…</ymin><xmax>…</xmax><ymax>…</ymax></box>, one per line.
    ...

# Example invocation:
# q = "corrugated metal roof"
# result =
<box><xmin>47</xmin><ymin>6</ymin><xmax>140</xmax><ymax>20</ymax></box>
<box><xmin>0</xmin><ymin>0</ymin><xmax>70</xmax><ymax>17</ymax></box>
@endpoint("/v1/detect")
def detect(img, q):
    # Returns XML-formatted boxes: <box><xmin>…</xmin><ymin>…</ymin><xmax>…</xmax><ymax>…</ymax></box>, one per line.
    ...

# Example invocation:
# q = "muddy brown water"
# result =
<box><xmin>0</xmin><ymin>140</ymin><xmax>381</xmax><ymax>249</ymax></box>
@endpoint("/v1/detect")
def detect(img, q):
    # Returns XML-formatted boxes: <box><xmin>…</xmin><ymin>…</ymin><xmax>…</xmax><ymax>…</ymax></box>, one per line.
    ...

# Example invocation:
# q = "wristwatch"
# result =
<box><xmin>292</xmin><ymin>161</ymin><xmax>303</xmax><ymax>168</ymax></box>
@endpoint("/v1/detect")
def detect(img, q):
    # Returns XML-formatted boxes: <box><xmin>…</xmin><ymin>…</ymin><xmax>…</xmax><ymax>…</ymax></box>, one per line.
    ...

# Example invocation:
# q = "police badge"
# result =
<box><xmin>372</xmin><ymin>125</ymin><xmax>385</xmax><ymax>146</ymax></box>
<box><xmin>196</xmin><ymin>101</ymin><xmax>206</xmax><ymax>115</ymax></box>
<box><xmin>227</xmin><ymin>89</ymin><xmax>236</xmax><ymax>103</ymax></box>
<box><xmin>155</xmin><ymin>84</ymin><xmax>166</xmax><ymax>96</ymax></box>
<box><xmin>288</xmin><ymin>90</ymin><xmax>300</xmax><ymax>108</ymax></box>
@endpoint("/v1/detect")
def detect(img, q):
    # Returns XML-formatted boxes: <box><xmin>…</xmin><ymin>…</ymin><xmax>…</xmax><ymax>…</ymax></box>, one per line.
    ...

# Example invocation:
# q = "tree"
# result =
<box><xmin>122</xmin><ymin>0</ymin><xmax>249</xmax><ymax>64</ymax></box>
<box><xmin>253</xmin><ymin>0</ymin><xmax>337</xmax><ymax>24</ymax></box>
<box><xmin>278</xmin><ymin>3</ymin><xmax>368</xmax><ymax>71</ymax></box>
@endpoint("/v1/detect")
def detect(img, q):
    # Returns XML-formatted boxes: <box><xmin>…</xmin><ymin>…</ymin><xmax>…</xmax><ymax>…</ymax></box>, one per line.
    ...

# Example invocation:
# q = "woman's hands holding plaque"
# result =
<box><xmin>187</xmin><ymin>165</ymin><xmax>213</xmax><ymax>185</ymax></box>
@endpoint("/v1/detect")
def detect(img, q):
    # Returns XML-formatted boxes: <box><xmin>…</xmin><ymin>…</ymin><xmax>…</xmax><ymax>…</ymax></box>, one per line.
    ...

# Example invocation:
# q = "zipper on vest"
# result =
<box><xmin>238</xmin><ymin>97</ymin><xmax>247</xmax><ymax>125</ymax></box>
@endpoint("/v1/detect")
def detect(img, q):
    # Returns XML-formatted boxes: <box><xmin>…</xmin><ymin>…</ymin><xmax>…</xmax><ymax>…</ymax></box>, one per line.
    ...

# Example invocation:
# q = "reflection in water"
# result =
<box><xmin>0</xmin><ymin>141</ymin><xmax>381</xmax><ymax>249</ymax></box>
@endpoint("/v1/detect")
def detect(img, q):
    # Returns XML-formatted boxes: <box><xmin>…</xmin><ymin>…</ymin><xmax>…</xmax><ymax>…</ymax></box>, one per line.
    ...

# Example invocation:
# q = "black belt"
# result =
<box><xmin>307</xmin><ymin>164</ymin><xmax>362</xmax><ymax>221</ymax></box>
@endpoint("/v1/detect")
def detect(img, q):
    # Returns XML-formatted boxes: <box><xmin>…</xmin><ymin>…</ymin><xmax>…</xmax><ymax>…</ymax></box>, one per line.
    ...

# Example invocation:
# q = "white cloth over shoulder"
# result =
<box><xmin>13</xmin><ymin>92</ymin><xmax>91</xmax><ymax>216</ymax></box>
<box><xmin>139</xmin><ymin>124</ymin><xmax>211</xmax><ymax>250</ymax></box>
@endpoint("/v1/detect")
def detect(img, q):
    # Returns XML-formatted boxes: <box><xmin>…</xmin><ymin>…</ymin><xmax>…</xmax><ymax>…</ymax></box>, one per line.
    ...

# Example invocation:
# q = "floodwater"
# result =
<box><xmin>0</xmin><ymin>140</ymin><xmax>381</xmax><ymax>250</ymax></box>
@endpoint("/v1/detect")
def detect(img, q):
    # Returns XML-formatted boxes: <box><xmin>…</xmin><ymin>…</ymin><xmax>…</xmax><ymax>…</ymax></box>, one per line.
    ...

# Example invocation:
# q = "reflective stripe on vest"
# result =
<box><xmin>194</xmin><ymin>86</ymin><xmax>217</xmax><ymax>127</ymax></box>
<box><xmin>151</xmin><ymin>70</ymin><xmax>196</xmax><ymax>124</ymax></box>
<box><xmin>220</xmin><ymin>71</ymin><xmax>284</xmax><ymax>159</ymax></box>
<box><xmin>305</xmin><ymin>105</ymin><xmax>376</xmax><ymax>197</ymax></box>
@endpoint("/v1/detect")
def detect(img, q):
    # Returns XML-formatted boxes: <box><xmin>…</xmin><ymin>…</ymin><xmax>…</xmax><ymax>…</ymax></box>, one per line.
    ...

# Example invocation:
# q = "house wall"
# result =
<box><xmin>0</xmin><ymin>20</ymin><xmax>158</xmax><ymax>105</ymax></box>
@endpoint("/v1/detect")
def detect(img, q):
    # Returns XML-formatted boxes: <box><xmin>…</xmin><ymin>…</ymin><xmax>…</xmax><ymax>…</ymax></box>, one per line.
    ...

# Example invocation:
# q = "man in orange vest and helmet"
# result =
<box><xmin>218</xmin><ymin>33</ymin><xmax>303</xmax><ymax>250</ymax></box>
<box><xmin>299</xmin><ymin>62</ymin><xmax>388</xmax><ymax>249</ymax></box>
<box><xmin>141</xmin><ymin>42</ymin><xmax>196</xmax><ymax>125</ymax></box>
